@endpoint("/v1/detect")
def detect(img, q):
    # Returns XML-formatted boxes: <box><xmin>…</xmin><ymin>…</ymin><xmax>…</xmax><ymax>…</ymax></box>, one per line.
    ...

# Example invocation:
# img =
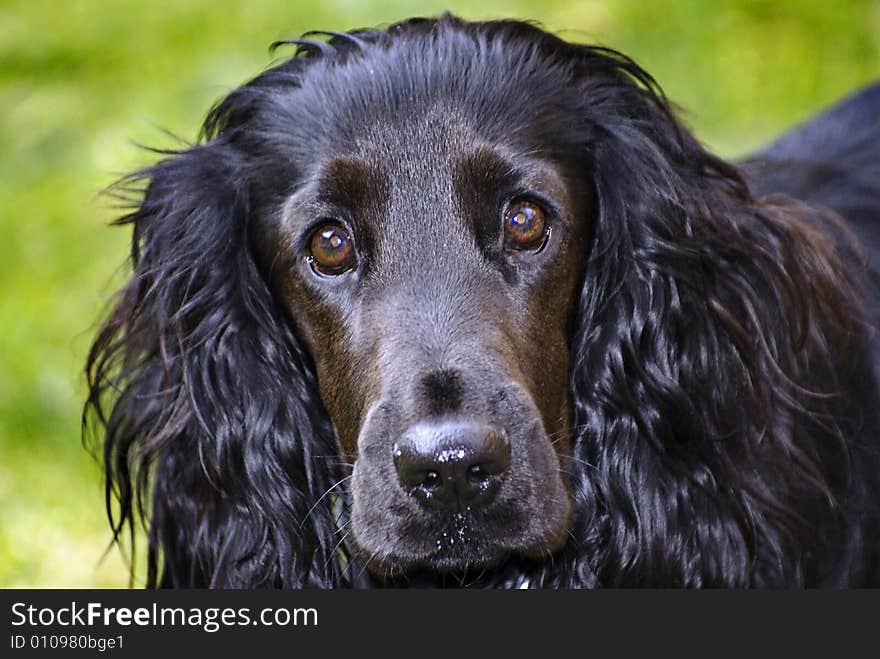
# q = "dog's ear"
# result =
<box><xmin>564</xmin><ymin>49</ymin><xmax>868</xmax><ymax>587</ymax></box>
<box><xmin>85</xmin><ymin>138</ymin><xmax>344</xmax><ymax>587</ymax></box>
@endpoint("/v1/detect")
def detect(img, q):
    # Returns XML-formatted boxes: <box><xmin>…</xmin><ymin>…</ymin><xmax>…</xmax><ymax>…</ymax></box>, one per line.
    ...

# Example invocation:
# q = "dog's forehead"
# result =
<box><xmin>347</xmin><ymin>114</ymin><xmax>492</xmax><ymax>274</ymax></box>
<box><xmin>351</xmin><ymin>106</ymin><xmax>473</xmax><ymax>165</ymax></box>
<box><xmin>333</xmin><ymin>113</ymin><xmax>570</xmax><ymax>273</ymax></box>
<box><xmin>350</xmin><ymin>108</ymin><xmax>474</xmax><ymax>212</ymax></box>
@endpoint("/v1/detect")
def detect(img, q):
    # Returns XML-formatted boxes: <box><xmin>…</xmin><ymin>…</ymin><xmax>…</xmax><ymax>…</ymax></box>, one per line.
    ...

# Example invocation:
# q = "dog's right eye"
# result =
<box><xmin>307</xmin><ymin>223</ymin><xmax>356</xmax><ymax>276</ymax></box>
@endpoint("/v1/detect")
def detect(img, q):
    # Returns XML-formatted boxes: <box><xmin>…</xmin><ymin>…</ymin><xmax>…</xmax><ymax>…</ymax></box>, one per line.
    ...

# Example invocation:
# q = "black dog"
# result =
<box><xmin>86</xmin><ymin>15</ymin><xmax>880</xmax><ymax>587</ymax></box>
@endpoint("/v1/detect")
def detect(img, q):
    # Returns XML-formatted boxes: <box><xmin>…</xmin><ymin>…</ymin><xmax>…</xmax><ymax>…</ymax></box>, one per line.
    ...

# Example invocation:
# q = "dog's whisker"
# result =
<box><xmin>298</xmin><ymin>475</ymin><xmax>353</xmax><ymax>528</ymax></box>
<box><xmin>559</xmin><ymin>454</ymin><xmax>599</xmax><ymax>471</ymax></box>
<box><xmin>324</xmin><ymin>527</ymin><xmax>355</xmax><ymax>574</ymax></box>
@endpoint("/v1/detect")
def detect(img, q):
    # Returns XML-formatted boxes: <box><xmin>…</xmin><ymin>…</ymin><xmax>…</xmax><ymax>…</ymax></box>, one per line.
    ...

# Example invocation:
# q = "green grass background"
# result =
<box><xmin>1</xmin><ymin>0</ymin><xmax>878</xmax><ymax>587</ymax></box>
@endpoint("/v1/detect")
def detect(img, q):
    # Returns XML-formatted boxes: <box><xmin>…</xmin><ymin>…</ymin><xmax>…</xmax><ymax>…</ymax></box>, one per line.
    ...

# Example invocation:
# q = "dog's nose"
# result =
<box><xmin>393</xmin><ymin>422</ymin><xmax>510</xmax><ymax>509</ymax></box>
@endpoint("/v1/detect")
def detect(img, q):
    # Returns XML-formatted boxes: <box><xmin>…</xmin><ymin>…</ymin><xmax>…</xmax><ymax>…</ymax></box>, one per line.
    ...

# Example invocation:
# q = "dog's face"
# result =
<box><xmin>254</xmin><ymin>45</ymin><xmax>592</xmax><ymax>575</ymax></box>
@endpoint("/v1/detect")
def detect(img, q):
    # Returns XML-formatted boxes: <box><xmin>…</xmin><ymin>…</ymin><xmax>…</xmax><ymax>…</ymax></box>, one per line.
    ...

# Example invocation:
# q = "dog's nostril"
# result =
<box><xmin>393</xmin><ymin>421</ymin><xmax>511</xmax><ymax>509</ymax></box>
<box><xmin>467</xmin><ymin>463</ymin><xmax>490</xmax><ymax>485</ymax></box>
<box><xmin>422</xmin><ymin>470</ymin><xmax>441</xmax><ymax>489</ymax></box>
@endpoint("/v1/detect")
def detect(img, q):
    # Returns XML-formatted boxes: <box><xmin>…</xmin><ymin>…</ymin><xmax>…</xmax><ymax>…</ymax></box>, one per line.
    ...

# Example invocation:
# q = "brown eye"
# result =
<box><xmin>308</xmin><ymin>223</ymin><xmax>356</xmax><ymax>275</ymax></box>
<box><xmin>503</xmin><ymin>200</ymin><xmax>548</xmax><ymax>250</ymax></box>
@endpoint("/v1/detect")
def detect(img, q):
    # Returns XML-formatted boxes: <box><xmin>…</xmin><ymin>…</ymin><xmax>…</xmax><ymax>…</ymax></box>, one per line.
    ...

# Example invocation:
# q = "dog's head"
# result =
<box><xmin>257</xmin><ymin>25</ymin><xmax>614</xmax><ymax>574</ymax></box>
<box><xmin>269</xmin><ymin>74</ymin><xmax>588</xmax><ymax>575</ymax></box>
<box><xmin>88</xmin><ymin>16</ymin><xmax>859</xmax><ymax>587</ymax></box>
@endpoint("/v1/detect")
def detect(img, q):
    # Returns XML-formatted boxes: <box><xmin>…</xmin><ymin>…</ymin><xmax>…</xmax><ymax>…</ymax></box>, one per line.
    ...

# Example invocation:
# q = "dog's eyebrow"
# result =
<box><xmin>456</xmin><ymin>144</ymin><xmax>572</xmax><ymax>215</ymax></box>
<box><xmin>316</xmin><ymin>157</ymin><xmax>388</xmax><ymax>207</ymax></box>
<box><xmin>280</xmin><ymin>156</ymin><xmax>388</xmax><ymax>228</ymax></box>
<box><xmin>456</xmin><ymin>145</ymin><xmax>517</xmax><ymax>186</ymax></box>
<box><xmin>462</xmin><ymin>143</ymin><xmax>571</xmax><ymax>192</ymax></box>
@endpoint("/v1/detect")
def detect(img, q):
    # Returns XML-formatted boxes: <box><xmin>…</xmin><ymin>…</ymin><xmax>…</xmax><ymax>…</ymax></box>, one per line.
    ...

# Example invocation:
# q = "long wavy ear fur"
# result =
<box><xmin>82</xmin><ymin>24</ymin><xmax>388</xmax><ymax>589</ymax></box>
<box><xmin>85</xmin><ymin>137</ymin><xmax>344</xmax><ymax>587</ymax></box>
<box><xmin>559</xmin><ymin>47</ymin><xmax>880</xmax><ymax>587</ymax></box>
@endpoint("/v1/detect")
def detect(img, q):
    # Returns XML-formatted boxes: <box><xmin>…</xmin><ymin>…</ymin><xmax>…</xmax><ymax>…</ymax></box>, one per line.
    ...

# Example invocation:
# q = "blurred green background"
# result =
<box><xmin>1</xmin><ymin>0</ymin><xmax>878</xmax><ymax>587</ymax></box>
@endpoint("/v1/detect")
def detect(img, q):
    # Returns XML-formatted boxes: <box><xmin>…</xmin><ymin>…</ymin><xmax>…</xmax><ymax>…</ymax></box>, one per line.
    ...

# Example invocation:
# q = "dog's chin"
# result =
<box><xmin>356</xmin><ymin>541</ymin><xmax>507</xmax><ymax>579</ymax></box>
<box><xmin>352</xmin><ymin>525</ymin><xmax>570</xmax><ymax>582</ymax></box>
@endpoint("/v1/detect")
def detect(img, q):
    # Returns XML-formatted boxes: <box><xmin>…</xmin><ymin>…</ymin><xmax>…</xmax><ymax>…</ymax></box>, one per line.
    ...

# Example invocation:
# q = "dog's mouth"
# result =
<box><xmin>352</xmin><ymin>541</ymin><xmax>551</xmax><ymax>588</ymax></box>
<box><xmin>337</xmin><ymin>494</ymin><xmax>572</xmax><ymax>581</ymax></box>
<box><xmin>360</xmin><ymin>515</ymin><xmax>508</xmax><ymax>576</ymax></box>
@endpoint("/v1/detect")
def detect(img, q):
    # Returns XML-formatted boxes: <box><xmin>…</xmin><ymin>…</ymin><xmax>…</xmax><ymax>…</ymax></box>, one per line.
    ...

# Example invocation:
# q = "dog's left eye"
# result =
<box><xmin>503</xmin><ymin>200</ymin><xmax>549</xmax><ymax>251</ymax></box>
<box><xmin>307</xmin><ymin>223</ymin><xmax>356</xmax><ymax>276</ymax></box>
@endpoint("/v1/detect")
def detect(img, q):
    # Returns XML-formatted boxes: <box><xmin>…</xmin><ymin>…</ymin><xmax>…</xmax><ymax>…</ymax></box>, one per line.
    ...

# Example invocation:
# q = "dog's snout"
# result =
<box><xmin>393</xmin><ymin>422</ymin><xmax>511</xmax><ymax>509</ymax></box>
